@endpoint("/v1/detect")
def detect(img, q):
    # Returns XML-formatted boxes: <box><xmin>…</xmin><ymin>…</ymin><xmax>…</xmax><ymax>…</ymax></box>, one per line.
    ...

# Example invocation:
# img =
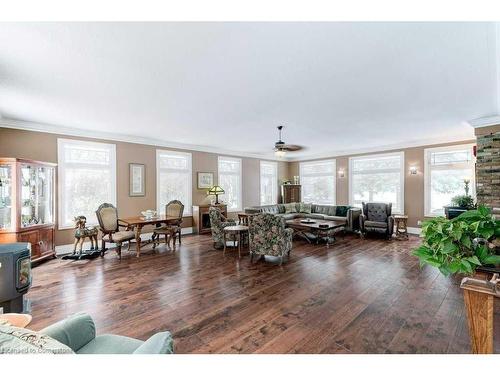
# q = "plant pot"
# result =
<box><xmin>444</xmin><ymin>205</ymin><xmax>471</xmax><ymax>219</ymax></box>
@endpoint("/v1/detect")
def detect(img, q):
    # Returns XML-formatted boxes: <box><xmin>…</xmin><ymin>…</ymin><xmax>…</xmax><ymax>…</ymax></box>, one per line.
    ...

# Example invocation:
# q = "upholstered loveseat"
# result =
<box><xmin>244</xmin><ymin>203</ymin><xmax>361</xmax><ymax>232</ymax></box>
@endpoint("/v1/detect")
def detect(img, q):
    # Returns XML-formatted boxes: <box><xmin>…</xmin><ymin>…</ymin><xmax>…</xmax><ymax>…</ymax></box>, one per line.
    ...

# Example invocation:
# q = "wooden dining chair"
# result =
<box><xmin>95</xmin><ymin>203</ymin><xmax>135</xmax><ymax>259</ymax></box>
<box><xmin>152</xmin><ymin>200</ymin><xmax>184</xmax><ymax>249</ymax></box>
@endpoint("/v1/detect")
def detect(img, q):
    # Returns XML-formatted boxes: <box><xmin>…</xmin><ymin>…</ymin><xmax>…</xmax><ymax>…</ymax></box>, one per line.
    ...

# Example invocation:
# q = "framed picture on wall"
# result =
<box><xmin>197</xmin><ymin>172</ymin><xmax>214</xmax><ymax>189</ymax></box>
<box><xmin>129</xmin><ymin>163</ymin><xmax>145</xmax><ymax>196</ymax></box>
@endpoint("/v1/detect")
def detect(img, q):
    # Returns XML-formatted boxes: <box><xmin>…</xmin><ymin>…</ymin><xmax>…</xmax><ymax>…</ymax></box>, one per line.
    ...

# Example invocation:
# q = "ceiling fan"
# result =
<box><xmin>274</xmin><ymin>125</ymin><xmax>303</xmax><ymax>157</ymax></box>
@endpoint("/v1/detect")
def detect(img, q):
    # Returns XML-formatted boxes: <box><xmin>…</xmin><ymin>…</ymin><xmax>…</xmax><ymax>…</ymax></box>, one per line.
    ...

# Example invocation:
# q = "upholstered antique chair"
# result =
<box><xmin>95</xmin><ymin>203</ymin><xmax>135</xmax><ymax>259</ymax></box>
<box><xmin>359</xmin><ymin>202</ymin><xmax>394</xmax><ymax>239</ymax></box>
<box><xmin>152</xmin><ymin>200</ymin><xmax>184</xmax><ymax>249</ymax></box>
<box><xmin>208</xmin><ymin>206</ymin><xmax>236</xmax><ymax>249</ymax></box>
<box><xmin>248</xmin><ymin>213</ymin><xmax>293</xmax><ymax>265</ymax></box>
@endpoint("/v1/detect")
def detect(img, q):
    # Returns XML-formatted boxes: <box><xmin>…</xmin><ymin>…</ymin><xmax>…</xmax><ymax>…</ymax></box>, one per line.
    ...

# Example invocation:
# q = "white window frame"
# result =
<box><xmin>299</xmin><ymin>159</ymin><xmax>336</xmax><ymax>205</ymax></box>
<box><xmin>348</xmin><ymin>151</ymin><xmax>405</xmax><ymax>214</ymax></box>
<box><xmin>57</xmin><ymin>138</ymin><xmax>116</xmax><ymax>230</ymax></box>
<box><xmin>156</xmin><ymin>149</ymin><xmax>192</xmax><ymax>216</ymax></box>
<box><xmin>424</xmin><ymin>144</ymin><xmax>476</xmax><ymax>217</ymax></box>
<box><xmin>218</xmin><ymin>156</ymin><xmax>242</xmax><ymax>212</ymax></box>
<box><xmin>260</xmin><ymin>160</ymin><xmax>278</xmax><ymax>205</ymax></box>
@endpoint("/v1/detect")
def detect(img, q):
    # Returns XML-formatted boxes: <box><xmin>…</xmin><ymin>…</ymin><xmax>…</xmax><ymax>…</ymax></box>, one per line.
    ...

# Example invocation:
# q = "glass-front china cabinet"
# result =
<box><xmin>0</xmin><ymin>158</ymin><xmax>56</xmax><ymax>263</ymax></box>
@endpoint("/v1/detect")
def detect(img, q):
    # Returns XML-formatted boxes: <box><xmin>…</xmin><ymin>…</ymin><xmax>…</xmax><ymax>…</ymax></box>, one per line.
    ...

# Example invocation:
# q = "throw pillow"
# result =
<box><xmin>299</xmin><ymin>202</ymin><xmax>312</xmax><ymax>214</ymax></box>
<box><xmin>0</xmin><ymin>324</ymin><xmax>74</xmax><ymax>354</ymax></box>
<box><xmin>284</xmin><ymin>203</ymin><xmax>298</xmax><ymax>214</ymax></box>
<box><xmin>335</xmin><ymin>206</ymin><xmax>351</xmax><ymax>217</ymax></box>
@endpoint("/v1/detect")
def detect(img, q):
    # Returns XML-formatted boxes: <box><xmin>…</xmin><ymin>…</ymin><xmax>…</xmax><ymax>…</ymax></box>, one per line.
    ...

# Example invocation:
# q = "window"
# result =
<box><xmin>424</xmin><ymin>144</ymin><xmax>475</xmax><ymax>216</ymax></box>
<box><xmin>156</xmin><ymin>150</ymin><xmax>192</xmax><ymax>216</ymax></box>
<box><xmin>260</xmin><ymin>161</ymin><xmax>278</xmax><ymax>205</ymax></box>
<box><xmin>218</xmin><ymin>156</ymin><xmax>242</xmax><ymax>211</ymax></box>
<box><xmin>299</xmin><ymin>159</ymin><xmax>336</xmax><ymax>205</ymax></box>
<box><xmin>349</xmin><ymin>152</ymin><xmax>404</xmax><ymax>213</ymax></box>
<box><xmin>57</xmin><ymin>138</ymin><xmax>116</xmax><ymax>229</ymax></box>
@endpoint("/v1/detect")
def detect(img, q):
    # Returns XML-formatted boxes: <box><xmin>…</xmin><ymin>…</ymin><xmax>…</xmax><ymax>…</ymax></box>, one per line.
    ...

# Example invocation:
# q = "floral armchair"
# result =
<box><xmin>248</xmin><ymin>213</ymin><xmax>293</xmax><ymax>265</ymax></box>
<box><xmin>208</xmin><ymin>207</ymin><xmax>236</xmax><ymax>249</ymax></box>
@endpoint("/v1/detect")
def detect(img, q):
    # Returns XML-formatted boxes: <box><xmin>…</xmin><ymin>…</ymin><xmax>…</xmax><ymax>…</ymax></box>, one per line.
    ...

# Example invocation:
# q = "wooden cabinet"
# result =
<box><xmin>281</xmin><ymin>184</ymin><xmax>301</xmax><ymax>203</ymax></box>
<box><xmin>0</xmin><ymin>158</ymin><xmax>56</xmax><ymax>263</ymax></box>
<box><xmin>193</xmin><ymin>204</ymin><xmax>227</xmax><ymax>234</ymax></box>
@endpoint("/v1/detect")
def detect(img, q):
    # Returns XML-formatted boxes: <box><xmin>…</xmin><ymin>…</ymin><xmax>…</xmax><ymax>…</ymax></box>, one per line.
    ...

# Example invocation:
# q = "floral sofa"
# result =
<box><xmin>244</xmin><ymin>202</ymin><xmax>361</xmax><ymax>232</ymax></box>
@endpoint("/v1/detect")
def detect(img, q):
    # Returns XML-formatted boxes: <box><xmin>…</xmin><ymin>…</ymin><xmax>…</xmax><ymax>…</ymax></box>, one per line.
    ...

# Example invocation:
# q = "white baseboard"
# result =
<box><xmin>55</xmin><ymin>227</ymin><xmax>193</xmax><ymax>255</ymax></box>
<box><xmin>407</xmin><ymin>226</ymin><xmax>422</xmax><ymax>235</ymax></box>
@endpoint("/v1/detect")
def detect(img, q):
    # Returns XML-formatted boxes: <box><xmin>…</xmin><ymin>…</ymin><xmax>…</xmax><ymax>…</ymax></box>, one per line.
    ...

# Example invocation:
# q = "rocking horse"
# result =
<box><xmin>61</xmin><ymin>216</ymin><xmax>100</xmax><ymax>260</ymax></box>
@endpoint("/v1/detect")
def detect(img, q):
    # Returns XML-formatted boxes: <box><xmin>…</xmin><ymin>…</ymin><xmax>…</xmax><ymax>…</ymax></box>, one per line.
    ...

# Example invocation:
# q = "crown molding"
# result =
<box><xmin>467</xmin><ymin>115</ymin><xmax>500</xmax><ymax>128</ymax></box>
<box><xmin>285</xmin><ymin>133</ymin><xmax>476</xmax><ymax>162</ymax></box>
<box><xmin>0</xmin><ymin>118</ymin><xmax>283</xmax><ymax>162</ymax></box>
<box><xmin>0</xmin><ymin>117</ymin><xmax>476</xmax><ymax>163</ymax></box>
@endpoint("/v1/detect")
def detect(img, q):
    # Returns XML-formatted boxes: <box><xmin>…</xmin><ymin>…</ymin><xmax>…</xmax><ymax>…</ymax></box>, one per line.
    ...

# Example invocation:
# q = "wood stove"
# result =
<box><xmin>0</xmin><ymin>242</ymin><xmax>32</xmax><ymax>313</ymax></box>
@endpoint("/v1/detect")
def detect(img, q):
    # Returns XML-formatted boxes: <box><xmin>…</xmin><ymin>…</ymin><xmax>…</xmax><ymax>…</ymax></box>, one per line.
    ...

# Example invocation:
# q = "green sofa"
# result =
<box><xmin>244</xmin><ymin>203</ymin><xmax>361</xmax><ymax>232</ymax></box>
<box><xmin>39</xmin><ymin>313</ymin><xmax>174</xmax><ymax>354</ymax></box>
<box><xmin>0</xmin><ymin>312</ymin><xmax>174</xmax><ymax>354</ymax></box>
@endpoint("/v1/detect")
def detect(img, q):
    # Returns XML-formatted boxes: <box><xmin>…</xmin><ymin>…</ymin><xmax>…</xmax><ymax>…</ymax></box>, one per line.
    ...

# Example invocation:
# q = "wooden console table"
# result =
<box><xmin>460</xmin><ymin>273</ymin><xmax>500</xmax><ymax>353</ymax></box>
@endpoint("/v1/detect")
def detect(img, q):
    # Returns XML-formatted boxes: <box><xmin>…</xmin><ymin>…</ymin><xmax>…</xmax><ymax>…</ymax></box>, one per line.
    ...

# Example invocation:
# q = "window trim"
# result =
<box><xmin>57</xmin><ymin>138</ymin><xmax>117</xmax><ymax>230</ymax></box>
<box><xmin>348</xmin><ymin>151</ymin><xmax>405</xmax><ymax>214</ymax></box>
<box><xmin>424</xmin><ymin>143</ymin><xmax>476</xmax><ymax>217</ymax></box>
<box><xmin>156</xmin><ymin>149</ymin><xmax>193</xmax><ymax>216</ymax></box>
<box><xmin>299</xmin><ymin>159</ymin><xmax>336</xmax><ymax>205</ymax></box>
<box><xmin>218</xmin><ymin>156</ymin><xmax>242</xmax><ymax>212</ymax></box>
<box><xmin>260</xmin><ymin>160</ymin><xmax>278</xmax><ymax>205</ymax></box>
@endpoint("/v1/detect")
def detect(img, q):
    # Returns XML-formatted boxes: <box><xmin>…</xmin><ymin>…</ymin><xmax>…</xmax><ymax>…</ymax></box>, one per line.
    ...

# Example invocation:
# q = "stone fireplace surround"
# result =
<box><xmin>474</xmin><ymin>123</ymin><xmax>500</xmax><ymax>218</ymax></box>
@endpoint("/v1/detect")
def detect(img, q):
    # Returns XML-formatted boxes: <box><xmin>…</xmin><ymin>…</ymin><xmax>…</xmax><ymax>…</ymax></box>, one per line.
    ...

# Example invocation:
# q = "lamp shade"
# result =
<box><xmin>207</xmin><ymin>185</ymin><xmax>225</xmax><ymax>195</ymax></box>
<box><xmin>207</xmin><ymin>185</ymin><xmax>224</xmax><ymax>204</ymax></box>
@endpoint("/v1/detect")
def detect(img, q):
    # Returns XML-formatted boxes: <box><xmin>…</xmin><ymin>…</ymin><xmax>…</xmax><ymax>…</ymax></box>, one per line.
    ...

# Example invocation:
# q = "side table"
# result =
<box><xmin>0</xmin><ymin>313</ymin><xmax>32</xmax><ymax>328</ymax></box>
<box><xmin>223</xmin><ymin>225</ymin><xmax>249</xmax><ymax>258</ymax></box>
<box><xmin>394</xmin><ymin>215</ymin><xmax>409</xmax><ymax>240</ymax></box>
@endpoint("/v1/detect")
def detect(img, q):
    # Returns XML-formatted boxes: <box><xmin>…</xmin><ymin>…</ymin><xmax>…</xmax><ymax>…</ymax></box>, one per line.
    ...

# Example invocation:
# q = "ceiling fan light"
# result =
<box><xmin>275</xmin><ymin>149</ymin><xmax>287</xmax><ymax>158</ymax></box>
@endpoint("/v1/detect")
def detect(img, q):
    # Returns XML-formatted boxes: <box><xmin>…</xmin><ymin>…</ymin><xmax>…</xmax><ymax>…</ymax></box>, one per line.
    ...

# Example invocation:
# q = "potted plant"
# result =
<box><xmin>413</xmin><ymin>205</ymin><xmax>500</xmax><ymax>276</ymax></box>
<box><xmin>444</xmin><ymin>179</ymin><xmax>476</xmax><ymax>219</ymax></box>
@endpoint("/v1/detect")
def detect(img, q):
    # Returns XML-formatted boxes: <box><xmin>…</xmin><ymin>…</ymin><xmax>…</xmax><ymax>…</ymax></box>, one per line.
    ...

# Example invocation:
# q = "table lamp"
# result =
<box><xmin>207</xmin><ymin>185</ymin><xmax>225</xmax><ymax>205</ymax></box>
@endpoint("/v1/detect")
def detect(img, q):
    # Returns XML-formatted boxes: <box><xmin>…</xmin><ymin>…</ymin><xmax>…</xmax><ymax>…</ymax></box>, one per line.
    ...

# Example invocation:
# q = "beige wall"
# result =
<box><xmin>289</xmin><ymin>139</ymin><xmax>475</xmax><ymax>228</ymax></box>
<box><xmin>0</xmin><ymin>126</ymin><xmax>476</xmax><ymax>242</ymax></box>
<box><xmin>0</xmin><ymin>127</ymin><xmax>287</xmax><ymax>245</ymax></box>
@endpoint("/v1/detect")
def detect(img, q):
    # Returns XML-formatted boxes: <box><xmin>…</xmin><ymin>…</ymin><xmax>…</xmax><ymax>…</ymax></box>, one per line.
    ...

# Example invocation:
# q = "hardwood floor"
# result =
<box><xmin>27</xmin><ymin>233</ymin><xmax>500</xmax><ymax>353</ymax></box>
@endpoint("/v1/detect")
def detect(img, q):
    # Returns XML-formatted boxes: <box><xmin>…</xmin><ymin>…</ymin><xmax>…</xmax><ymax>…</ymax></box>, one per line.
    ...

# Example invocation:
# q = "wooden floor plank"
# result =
<box><xmin>26</xmin><ymin>233</ymin><xmax>499</xmax><ymax>353</ymax></box>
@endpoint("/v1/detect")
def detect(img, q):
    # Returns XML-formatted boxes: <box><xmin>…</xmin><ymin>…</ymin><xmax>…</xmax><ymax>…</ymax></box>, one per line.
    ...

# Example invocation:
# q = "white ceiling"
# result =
<box><xmin>0</xmin><ymin>22</ymin><xmax>498</xmax><ymax>160</ymax></box>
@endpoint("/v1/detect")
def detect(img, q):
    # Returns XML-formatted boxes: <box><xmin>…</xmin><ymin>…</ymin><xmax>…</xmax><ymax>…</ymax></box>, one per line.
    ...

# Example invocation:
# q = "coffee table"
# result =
<box><xmin>223</xmin><ymin>225</ymin><xmax>249</xmax><ymax>258</ymax></box>
<box><xmin>286</xmin><ymin>218</ymin><xmax>345</xmax><ymax>247</ymax></box>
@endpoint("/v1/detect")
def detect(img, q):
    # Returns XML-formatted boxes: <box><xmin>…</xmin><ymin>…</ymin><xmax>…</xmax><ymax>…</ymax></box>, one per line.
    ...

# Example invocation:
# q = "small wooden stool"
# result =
<box><xmin>394</xmin><ymin>215</ymin><xmax>408</xmax><ymax>240</ymax></box>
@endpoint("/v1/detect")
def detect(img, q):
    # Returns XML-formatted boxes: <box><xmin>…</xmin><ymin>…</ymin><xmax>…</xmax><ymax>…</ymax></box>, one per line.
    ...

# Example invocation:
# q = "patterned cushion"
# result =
<box><xmin>335</xmin><ymin>206</ymin><xmax>351</xmax><ymax>217</ymax></box>
<box><xmin>0</xmin><ymin>324</ymin><xmax>74</xmax><ymax>354</ymax></box>
<box><xmin>298</xmin><ymin>202</ymin><xmax>312</xmax><ymax>214</ymax></box>
<box><xmin>284</xmin><ymin>203</ymin><xmax>298</xmax><ymax>213</ymax></box>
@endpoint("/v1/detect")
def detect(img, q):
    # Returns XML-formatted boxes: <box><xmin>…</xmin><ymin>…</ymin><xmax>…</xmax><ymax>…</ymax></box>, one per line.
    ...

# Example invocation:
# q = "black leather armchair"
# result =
<box><xmin>359</xmin><ymin>202</ymin><xmax>394</xmax><ymax>239</ymax></box>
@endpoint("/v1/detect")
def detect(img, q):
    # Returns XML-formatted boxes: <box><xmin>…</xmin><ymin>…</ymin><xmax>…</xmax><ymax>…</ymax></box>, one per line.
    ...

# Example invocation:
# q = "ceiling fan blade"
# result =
<box><xmin>282</xmin><ymin>144</ymin><xmax>303</xmax><ymax>151</ymax></box>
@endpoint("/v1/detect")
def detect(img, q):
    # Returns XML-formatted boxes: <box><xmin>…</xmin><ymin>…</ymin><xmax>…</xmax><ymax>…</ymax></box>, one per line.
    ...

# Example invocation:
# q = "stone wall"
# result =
<box><xmin>475</xmin><ymin>125</ymin><xmax>500</xmax><ymax>210</ymax></box>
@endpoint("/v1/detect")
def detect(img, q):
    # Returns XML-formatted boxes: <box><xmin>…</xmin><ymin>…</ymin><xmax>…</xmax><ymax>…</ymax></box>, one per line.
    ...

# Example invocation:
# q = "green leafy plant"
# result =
<box><xmin>450</xmin><ymin>194</ymin><xmax>475</xmax><ymax>209</ymax></box>
<box><xmin>412</xmin><ymin>205</ymin><xmax>500</xmax><ymax>276</ymax></box>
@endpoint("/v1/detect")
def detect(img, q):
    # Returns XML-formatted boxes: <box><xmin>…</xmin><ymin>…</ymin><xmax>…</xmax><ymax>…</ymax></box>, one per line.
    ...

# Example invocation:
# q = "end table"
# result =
<box><xmin>394</xmin><ymin>215</ymin><xmax>409</xmax><ymax>240</ymax></box>
<box><xmin>0</xmin><ymin>313</ymin><xmax>32</xmax><ymax>328</ymax></box>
